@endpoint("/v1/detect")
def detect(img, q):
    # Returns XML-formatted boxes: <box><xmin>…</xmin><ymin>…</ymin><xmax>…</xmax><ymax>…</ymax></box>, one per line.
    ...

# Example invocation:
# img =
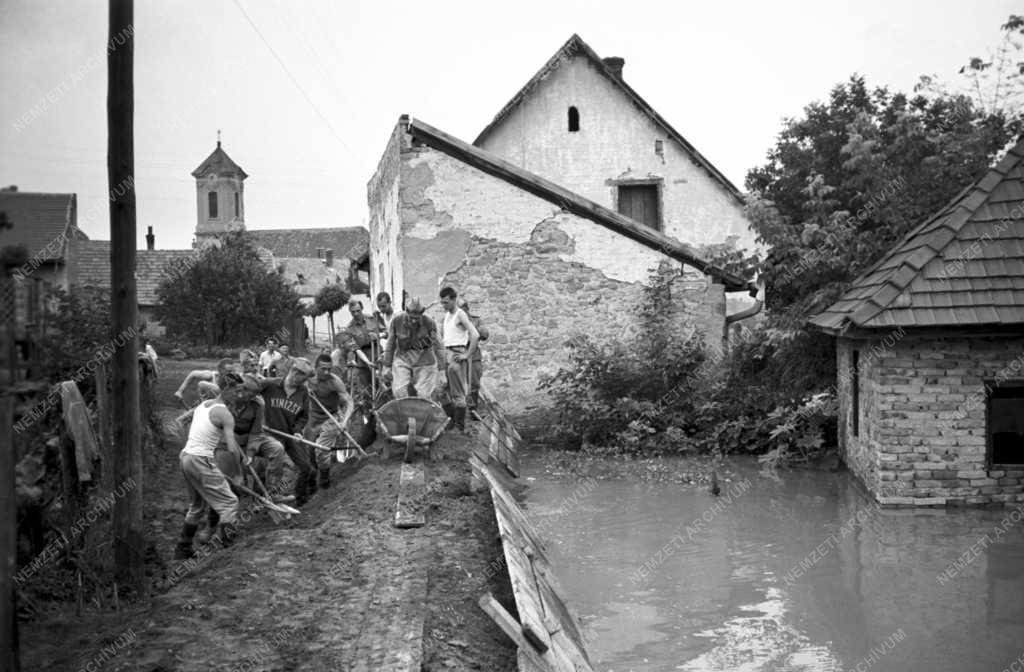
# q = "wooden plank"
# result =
<box><xmin>60</xmin><ymin>382</ymin><xmax>97</xmax><ymax>482</ymax></box>
<box><xmin>470</xmin><ymin>457</ymin><xmax>549</xmax><ymax>558</ymax></box>
<box><xmin>478</xmin><ymin>594</ymin><xmax>552</xmax><ymax>672</ymax></box>
<box><xmin>394</xmin><ymin>462</ymin><xmax>426</xmax><ymax>528</ymax></box>
<box><xmin>492</xmin><ymin>502</ymin><xmax>551</xmax><ymax>654</ymax></box>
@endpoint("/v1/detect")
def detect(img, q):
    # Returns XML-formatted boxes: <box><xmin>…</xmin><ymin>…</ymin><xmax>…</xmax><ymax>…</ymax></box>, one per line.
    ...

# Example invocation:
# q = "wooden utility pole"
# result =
<box><xmin>1</xmin><ymin>393</ymin><xmax>18</xmax><ymax>671</ymax></box>
<box><xmin>107</xmin><ymin>0</ymin><xmax>145</xmax><ymax>594</ymax></box>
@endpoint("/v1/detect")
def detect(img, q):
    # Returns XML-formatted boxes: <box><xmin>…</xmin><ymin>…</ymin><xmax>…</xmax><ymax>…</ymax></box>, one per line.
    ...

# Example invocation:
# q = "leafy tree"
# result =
<box><xmin>313</xmin><ymin>283</ymin><xmax>349</xmax><ymax>345</ymax></box>
<box><xmin>155</xmin><ymin>232</ymin><xmax>303</xmax><ymax>347</ymax></box>
<box><xmin>747</xmin><ymin>75</ymin><xmax>1017</xmax><ymax>324</ymax></box>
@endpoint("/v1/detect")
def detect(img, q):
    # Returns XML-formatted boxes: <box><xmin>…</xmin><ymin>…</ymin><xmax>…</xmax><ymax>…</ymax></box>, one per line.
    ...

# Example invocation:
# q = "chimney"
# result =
<box><xmin>324</xmin><ymin>249</ymin><xmax>334</xmax><ymax>267</ymax></box>
<box><xmin>602</xmin><ymin>57</ymin><xmax>624</xmax><ymax>79</ymax></box>
<box><xmin>146</xmin><ymin>226</ymin><xmax>155</xmax><ymax>251</ymax></box>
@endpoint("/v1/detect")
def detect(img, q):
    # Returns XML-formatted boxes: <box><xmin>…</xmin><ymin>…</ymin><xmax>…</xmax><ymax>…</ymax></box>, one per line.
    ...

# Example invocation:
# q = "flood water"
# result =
<box><xmin>520</xmin><ymin>455</ymin><xmax>1024</xmax><ymax>672</ymax></box>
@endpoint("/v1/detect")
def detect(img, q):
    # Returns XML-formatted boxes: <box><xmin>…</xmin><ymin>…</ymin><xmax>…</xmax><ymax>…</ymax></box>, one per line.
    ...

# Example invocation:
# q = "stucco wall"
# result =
<box><xmin>195</xmin><ymin>174</ymin><xmax>245</xmax><ymax>239</ymax></box>
<box><xmin>838</xmin><ymin>334</ymin><xmax>1024</xmax><ymax>507</ymax></box>
<box><xmin>367</xmin><ymin>119</ymin><xmax>406</xmax><ymax>305</ymax></box>
<box><xmin>385</xmin><ymin>138</ymin><xmax>725</xmax><ymax>411</ymax></box>
<box><xmin>477</xmin><ymin>54</ymin><xmax>756</xmax><ymax>254</ymax></box>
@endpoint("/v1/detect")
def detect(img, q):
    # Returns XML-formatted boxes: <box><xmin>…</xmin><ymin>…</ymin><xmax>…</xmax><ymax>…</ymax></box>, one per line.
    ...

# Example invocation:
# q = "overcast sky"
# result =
<box><xmin>0</xmin><ymin>0</ymin><xmax>1019</xmax><ymax>251</ymax></box>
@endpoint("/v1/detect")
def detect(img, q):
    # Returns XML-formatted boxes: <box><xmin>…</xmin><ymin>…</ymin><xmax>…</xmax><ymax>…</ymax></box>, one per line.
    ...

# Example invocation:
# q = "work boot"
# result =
<box><xmin>317</xmin><ymin>468</ymin><xmax>331</xmax><ymax>490</ymax></box>
<box><xmin>217</xmin><ymin>522</ymin><xmax>237</xmax><ymax>548</ymax></box>
<box><xmin>196</xmin><ymin>510</ymin><xmax>220</xmax><ymax>545</ymax></box>
<box><xmin>174</xmin><ymin>523</ymin><xmax>199</xmax><ymax>560</ymax></box>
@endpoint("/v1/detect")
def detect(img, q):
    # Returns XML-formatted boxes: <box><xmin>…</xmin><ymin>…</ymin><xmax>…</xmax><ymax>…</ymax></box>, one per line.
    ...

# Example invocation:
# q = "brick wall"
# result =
<box><xmin>838</xmin><ymin>334</ymin><xmax>1024</xmax><ymax>507</ymax></box>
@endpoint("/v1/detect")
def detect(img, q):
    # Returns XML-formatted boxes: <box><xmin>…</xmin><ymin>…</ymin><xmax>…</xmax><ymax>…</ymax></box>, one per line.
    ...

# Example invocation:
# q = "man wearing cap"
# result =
<box><xmin>259</xmin><ymin>357</ymin><xmax>315</xmax><ymax>506</ymax></box>
<box><xmin>457</xmin><ymin>298</ymin><xmax>489</xmax><ymax>412</ymax></box>
<box><xmin>382</xmin><ymin>298</ymin><xmax>445</xmax><ymax>399</ymax></box>
<box><xmin>439</xmin><ymin>287</ymin><xmax>479</xmax><ymax>432</ymax></box>
<box><xmin>336</xmin><ymin>299</ymin><xmax>378</xmax><ymax>414</ymax></box>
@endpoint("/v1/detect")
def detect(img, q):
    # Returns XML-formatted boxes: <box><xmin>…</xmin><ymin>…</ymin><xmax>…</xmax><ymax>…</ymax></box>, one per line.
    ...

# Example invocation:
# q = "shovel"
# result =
<box><xmin>232</xmin><ymin>480</ymin><xmax>300</xmax><ymax>517</ymax></box>
<box><xmin>243</xmin><ymin>460</ymin><xmax>290</xmax><ymax>523</ymax></box>
<box><xmin>307</xmin><ymin>393</ymin><xmax>370</xmax><ymax>458</ymax></box>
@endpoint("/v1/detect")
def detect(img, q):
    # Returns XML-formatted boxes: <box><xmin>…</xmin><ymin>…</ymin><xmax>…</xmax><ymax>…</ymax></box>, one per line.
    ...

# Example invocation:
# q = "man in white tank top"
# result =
<box><xmin>439</xmin><ymin>286</ymin><xmax>479</xmax><ymax>432</ymax></box>
<box><xmin>175</xmin><ymin>372</ymin><xmax>248</xmax><ymax>559</ymax></box>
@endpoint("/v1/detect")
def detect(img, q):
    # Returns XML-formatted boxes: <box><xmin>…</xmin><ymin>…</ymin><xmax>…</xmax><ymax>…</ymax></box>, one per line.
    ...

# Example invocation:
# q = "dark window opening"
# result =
<box><xmin>987</xmin><ymin>382</ymin><xmax>1024</xmax><ymax>466</ymax></box>
<box><xmin>568</xmin><ymin>106</ymin><xmax>580</xmax><ymax>132</ymax></box>
<box><xmin>851</xmin><ymin>350</ymin><xmax>860</xmax><ymax>437</ymax></box>
<box><xmin>617</xmin><ymin>184</ymin><xmax>660</xmax><ymax>230</ymax></box>
<box><xmin>208</xmin><ymin>191</ymin><xmax>218</xmax><ymax>219</ymax></box>
<box><xmin>234</xmin><ymin>192</ymin><xmax>240</xmax><ymax>218</ymax></box>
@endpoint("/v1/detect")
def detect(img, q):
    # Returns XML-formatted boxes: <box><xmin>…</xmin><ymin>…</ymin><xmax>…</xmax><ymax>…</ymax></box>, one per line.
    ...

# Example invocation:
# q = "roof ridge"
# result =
<box><xmin>471</xmin><ymin>34</ymin><xmax>744</xmax><ymax>204</ymax></box>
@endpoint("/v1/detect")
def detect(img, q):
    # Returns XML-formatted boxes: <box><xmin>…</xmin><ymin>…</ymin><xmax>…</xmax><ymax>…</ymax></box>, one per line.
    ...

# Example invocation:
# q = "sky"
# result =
<box><xmin>0</xmin><ymin>0</ymin><xmax>1019</xmax><ymax>251</ymax></box>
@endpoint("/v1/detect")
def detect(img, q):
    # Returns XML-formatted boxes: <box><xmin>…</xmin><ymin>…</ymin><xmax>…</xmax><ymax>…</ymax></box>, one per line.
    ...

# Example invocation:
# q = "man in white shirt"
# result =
<box><xmin>439</xmin><ymin>286</ymin><xmax>479</xmax><ymax>432</ymax></box>
<box><xmin>258</xmin><ymin>337</ymin><xmax>284</xmax><ymax>377</ymax></box>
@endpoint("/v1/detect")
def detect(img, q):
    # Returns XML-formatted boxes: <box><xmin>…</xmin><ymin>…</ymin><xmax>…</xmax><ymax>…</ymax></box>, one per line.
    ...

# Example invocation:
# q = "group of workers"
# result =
<box><xmin>173</xmin><ymin>287</ymin><xmax>489</xmax><ymax>559</ymax></box>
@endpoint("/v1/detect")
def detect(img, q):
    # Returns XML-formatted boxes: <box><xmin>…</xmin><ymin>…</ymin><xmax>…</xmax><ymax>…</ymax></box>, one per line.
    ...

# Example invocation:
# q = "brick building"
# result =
<box><xmin>811</xmin><ymin>138</ymin><xmax>1024</xmax><ymax>507</ymax></box>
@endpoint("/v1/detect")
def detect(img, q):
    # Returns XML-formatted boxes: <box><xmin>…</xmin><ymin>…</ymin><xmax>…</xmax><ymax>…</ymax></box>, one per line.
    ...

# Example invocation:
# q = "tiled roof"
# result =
<box><xmin>248</xmin><ymin>227</ymin><xmax>368</xmax><ymax>261</ymax></box>
<box><xmin>810</xmin><ymin>136</ymin><xmax>1024</xmax><ymax>333</ymax></box>
<box><xmin>191</xmin><ymin>143</ymin><xmax>248</xmax><ymax>179</ymax></box>
<box><xmin>410</xmin><ymin>118</ymin><xmax>756</xmax><ymax>294</ymax></box>
<box><xmin>72</xmin><ymin>240</ymin><xmax>196</xmax><ymax>306</ymax></box>
<box><xmin>473</xmin><ymin>34</ymin><xmax>744</xmax><ymax>204</ymax></box>
<box><xmin>0</xmin><ymin>191</ymin><xmax>84</xmax><ymax>260</ymax></box>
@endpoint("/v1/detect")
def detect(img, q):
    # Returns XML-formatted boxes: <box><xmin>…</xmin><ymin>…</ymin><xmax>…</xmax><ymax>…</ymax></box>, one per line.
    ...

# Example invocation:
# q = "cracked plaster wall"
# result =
<box><xmin>387</xmin><ymin>141</ymin><xmax>725</xmax><ymax>411</ymax></box>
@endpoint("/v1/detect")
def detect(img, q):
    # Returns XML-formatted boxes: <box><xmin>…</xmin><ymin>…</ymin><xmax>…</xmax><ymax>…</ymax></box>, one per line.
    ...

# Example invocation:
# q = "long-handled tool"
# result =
<box><xmin>243</xmin><ymin>461</ymin><xmax>289</xmax><ymax>523</ymax></box>
<box><xmin>233</xmin><ymin>480</ymin><xmax>300</xmax><ymax>517</ymax></box>
<box><xmin>307</xmin><ymin>393</ymin><xmax>369</xmax><ymax>458</ymax></box>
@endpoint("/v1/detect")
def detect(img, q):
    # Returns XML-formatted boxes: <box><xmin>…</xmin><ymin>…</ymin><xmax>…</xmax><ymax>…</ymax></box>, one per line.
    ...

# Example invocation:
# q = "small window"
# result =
<box><xmin>568</xmin><ymin>106</ymin><xmax>580</xmax><ymax>132</ymax></box>
<box><xmin>851</xmin><ymin>350</ymin><xmax>860</xmax><ymax>437</ymax></box>
<box><xmin>616</xmin><ymin>184</ymin><xmax>660</xmax><ymax>230</ymax></box>
<box><xmin>234</xmin><ymin>192</ymin><xmax>240</xmax><ymax>218</ymax></box>
<box><xmin>208</xmin><ymin>191</ymin><xmax>218</xmax><ymax>219</ymax></box>
<box><xmin>987</xmin><ymin>382</ymin><xmax>1024</xmax><ymax>467</ymax></box>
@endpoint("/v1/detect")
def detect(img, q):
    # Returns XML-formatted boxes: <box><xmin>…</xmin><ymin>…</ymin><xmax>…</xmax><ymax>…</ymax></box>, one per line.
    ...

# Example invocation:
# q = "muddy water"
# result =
<box><xmin>521</xmin><ymin>456</ymin><xmax>1024</xmax><ymax>672</ymax></box>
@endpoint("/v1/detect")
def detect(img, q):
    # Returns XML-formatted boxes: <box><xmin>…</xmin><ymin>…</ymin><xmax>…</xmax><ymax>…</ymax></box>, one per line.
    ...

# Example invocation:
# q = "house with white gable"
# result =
<box><xmin>368</xmin><ymin>35</ymin><xmax>761</xmax><ymax>411</ymax></box>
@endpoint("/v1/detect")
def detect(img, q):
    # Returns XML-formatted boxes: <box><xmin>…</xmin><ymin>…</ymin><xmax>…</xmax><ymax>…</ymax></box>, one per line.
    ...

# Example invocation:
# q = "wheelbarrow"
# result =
<box><xmin>374</xmin><ymin>396</ymin><xmax>450</xmax><ymax>463</ymax></box>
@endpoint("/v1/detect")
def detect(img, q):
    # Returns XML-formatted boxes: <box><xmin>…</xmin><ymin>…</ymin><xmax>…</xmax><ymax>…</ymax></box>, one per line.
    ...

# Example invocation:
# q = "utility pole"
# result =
<box><xmin>107</xmin><ymin>0</ymin><xmax>145</xmax><ymax>594</ymax></box>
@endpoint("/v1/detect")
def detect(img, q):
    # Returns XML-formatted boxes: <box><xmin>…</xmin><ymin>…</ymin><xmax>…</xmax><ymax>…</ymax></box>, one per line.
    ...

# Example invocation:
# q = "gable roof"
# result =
<box><xmin>72</xmin><ymin>240</ymin><xmax>196</xmax><ymax>306</ymax></box>
<box><xmin>0</xmin><ymin>191</ymin><xmax>85</xmax><ymax>261</ymax></box>
<box><xmin>410</xmin><ymin>118</ymin><xmax>755</xmax><ymax>294</ymax></box>
<box><xmin>810</xmin><ymin>137</ymin><xmax>1024</xmax><ymax>334</ymax></box>
<box><xmin>248</xmin><ymin>227</ymin><xmax>368</xmax><ymax>261</ymax></box>
<box><xmin>473</xmin><ymin>34</ymin><xmax>744</xmax><ymax>205</ymax></box>
<box><xmin>191</xmin><ymin>142</ymin><xmax>248</xmax><ymax>179</ymax></box>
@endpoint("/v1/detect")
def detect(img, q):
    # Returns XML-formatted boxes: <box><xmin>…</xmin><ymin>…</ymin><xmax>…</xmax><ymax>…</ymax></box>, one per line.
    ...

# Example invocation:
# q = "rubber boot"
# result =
<box><xmin>453</xmin><ymin>406</ymin><xmax>466</xmax><ymax>432</ymax></box>
<box><xmin>295</xmin><ymin>472</ymin><xmax>309</xmax><ymax>508</ymax></box>
<box><xmin>218</xmin><ymin>522</ymin><xmax>237</xmax><ymax>548</ymax></box>
<box><xmin>196</xmin><ymin>509</ymin><xmax>220</xmax><ymax>545</ymax></box>
<box><xmin>174</xmin><ymin>523</ymin><xmax>199</xmax><ymax>560</ymax></box>
<box><xmin>318</xmin><ymin>468</ymin><xmax>331</xmax><ymax>490</ymax></box>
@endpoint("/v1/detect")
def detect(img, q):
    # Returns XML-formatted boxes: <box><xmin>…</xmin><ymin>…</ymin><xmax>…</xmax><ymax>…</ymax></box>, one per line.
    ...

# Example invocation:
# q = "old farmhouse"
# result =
<box><xmin>811</xmin><ymin>137</ymin><xmax>1024</xmax><ymax>507</ymax></box>
<box><xmin>369</xmin><ymin>35</ymin><xmax>760</xmax><ymax>410</ymax></box>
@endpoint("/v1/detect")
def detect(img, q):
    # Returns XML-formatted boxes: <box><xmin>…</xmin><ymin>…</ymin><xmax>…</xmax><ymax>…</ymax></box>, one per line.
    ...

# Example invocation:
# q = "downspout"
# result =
<box><xmin>723</xmin><ymin>277</ymin><xmax>765</xmax><ymax>344</ymax></box>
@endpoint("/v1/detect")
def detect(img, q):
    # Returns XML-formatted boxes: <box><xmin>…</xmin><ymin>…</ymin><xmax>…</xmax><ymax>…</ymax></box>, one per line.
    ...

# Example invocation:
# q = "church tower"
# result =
<box><xmin>191</xmin><ymin>133</ymin><xmax>247</xmax><ymax>247</ymax></box>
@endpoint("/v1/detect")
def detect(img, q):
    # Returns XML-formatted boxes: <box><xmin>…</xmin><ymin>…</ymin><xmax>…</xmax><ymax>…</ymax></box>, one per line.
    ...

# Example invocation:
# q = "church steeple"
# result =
<box><xmin>192</xmin><ymin>134</ymin><xmax>247</xmax><ymax>247</ymax></box>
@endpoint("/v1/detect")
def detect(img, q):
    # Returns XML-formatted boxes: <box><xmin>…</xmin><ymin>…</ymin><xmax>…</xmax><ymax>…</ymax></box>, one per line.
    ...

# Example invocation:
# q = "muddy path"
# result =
<box><xmin>19</xmin><ymin>358</ymin><xmax>518</xmax><ymax>671</ymax></box>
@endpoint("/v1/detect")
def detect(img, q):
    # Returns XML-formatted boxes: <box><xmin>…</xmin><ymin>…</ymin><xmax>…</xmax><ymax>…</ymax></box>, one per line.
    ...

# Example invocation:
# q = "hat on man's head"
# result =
<box><xmin>290</xmin><ymin>357</ymin><xmax>314</xmax><ymax>375</ymax></box>
<box><xmin>406</xmin><ymin>297</ymin><xmax>425</xmax><ymax>314</ymax></box>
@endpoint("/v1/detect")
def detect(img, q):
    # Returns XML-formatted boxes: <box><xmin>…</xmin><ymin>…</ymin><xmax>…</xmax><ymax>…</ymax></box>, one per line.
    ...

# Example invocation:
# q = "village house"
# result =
<box><xmin>368</xmin><ymin>35</ymin><xmax>761</xmax><ymax>411</ymax></box>
<box><xmin>70</xmin><ymin>141</ymin><xmax>369</xmax><ymax>344</ymax></box>
<box><xmin>811</xmin><ymin>137</ymin><xmax>1024</xmax><ymax>507</ymax></box>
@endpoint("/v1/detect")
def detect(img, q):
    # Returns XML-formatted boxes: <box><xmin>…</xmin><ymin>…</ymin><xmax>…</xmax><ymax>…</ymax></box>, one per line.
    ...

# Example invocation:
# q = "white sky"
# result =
<box><xmin>0</xmin><ymin>0</ymin><xmax>1019</xmax><ymax>251</ymax></box>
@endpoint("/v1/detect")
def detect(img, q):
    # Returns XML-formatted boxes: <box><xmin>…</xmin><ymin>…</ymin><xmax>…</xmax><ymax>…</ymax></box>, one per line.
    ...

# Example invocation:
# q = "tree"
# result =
<box><xmin>155</xmin><ymin>232</ymin><xmax>303</xmax><ymax>347</ymax></box>
<box><xmin>746</xmin><ymin>75</ymin><xmax>1017</xmax><ymax>325</ymax></box>
<box><xmin>313</xmin><ymin>283</ymin><xmax>349</xmax><ymax>346</ymax></box>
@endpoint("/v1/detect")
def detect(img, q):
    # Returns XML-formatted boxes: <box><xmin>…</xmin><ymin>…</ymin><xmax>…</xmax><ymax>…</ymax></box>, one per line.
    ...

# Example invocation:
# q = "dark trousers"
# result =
<box><xmin>283</xmin><ymin>438</ymin><xmax>315</xmax><ymax>502</ymax></box>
